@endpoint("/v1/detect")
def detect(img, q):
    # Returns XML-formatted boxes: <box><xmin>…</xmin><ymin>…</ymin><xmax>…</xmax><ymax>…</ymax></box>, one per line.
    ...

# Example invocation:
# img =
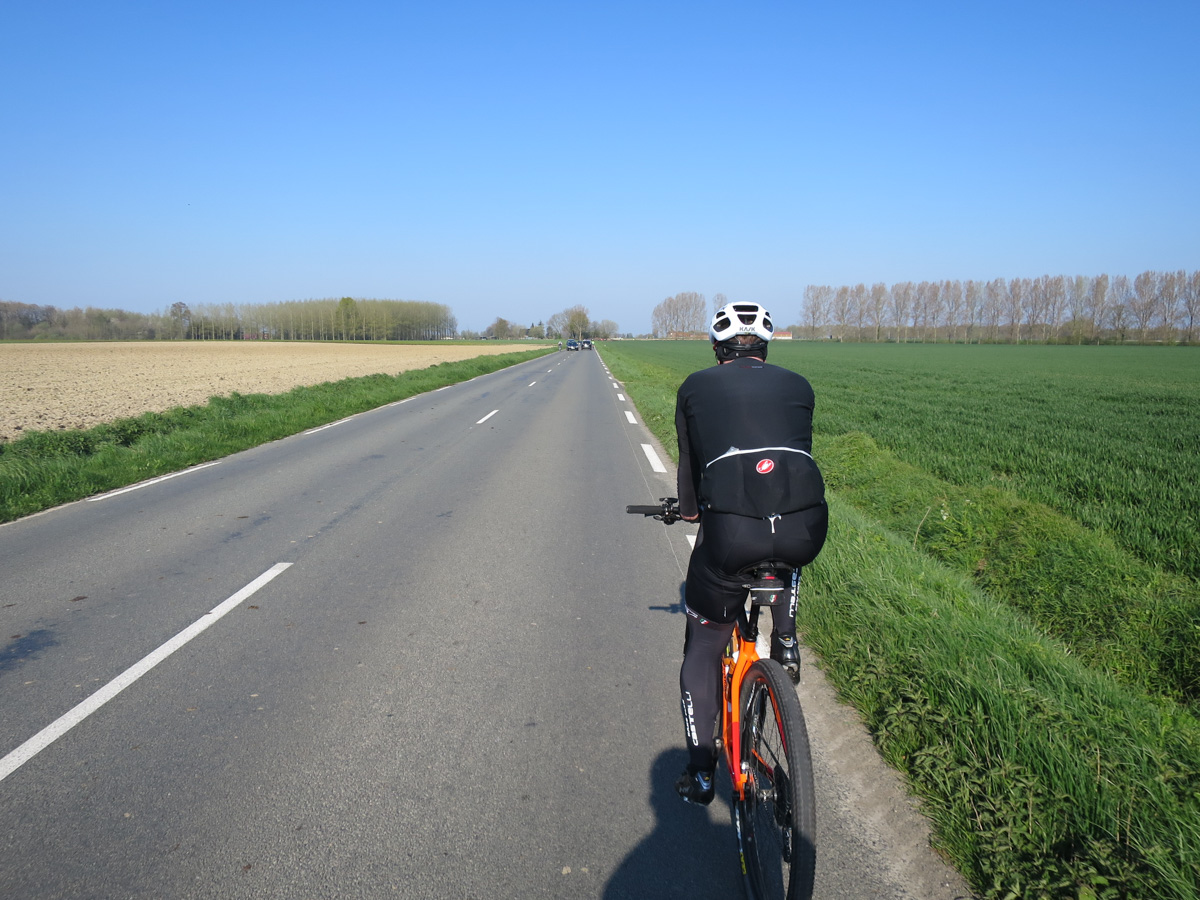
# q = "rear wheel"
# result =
<box><xmin>734</xmin><ymin>659</ymin><xmax>816</xmax><ymax>900</ymax></box>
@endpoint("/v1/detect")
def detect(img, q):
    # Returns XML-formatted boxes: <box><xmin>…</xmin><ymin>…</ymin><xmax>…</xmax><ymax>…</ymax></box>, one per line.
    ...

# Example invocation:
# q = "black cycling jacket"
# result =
<box><xmin>675</xmin><ymin>358</ymin><xmax>824</xmax><ymax>520</ymax></box>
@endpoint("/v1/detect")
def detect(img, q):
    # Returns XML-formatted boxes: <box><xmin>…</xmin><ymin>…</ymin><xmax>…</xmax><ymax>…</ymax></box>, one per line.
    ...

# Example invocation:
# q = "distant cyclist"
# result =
<box><xmin>674</xmin><ymin>301</ymin><xmax>828</xmax><ymax>804</ymax></box>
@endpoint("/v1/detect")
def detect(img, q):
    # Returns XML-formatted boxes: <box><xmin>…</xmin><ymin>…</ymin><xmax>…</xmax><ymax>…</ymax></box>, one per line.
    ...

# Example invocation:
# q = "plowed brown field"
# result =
<box><xmin>0</xmin><ymin>341</ymin><xmax>532</xmax><ymax>442</ymax></box>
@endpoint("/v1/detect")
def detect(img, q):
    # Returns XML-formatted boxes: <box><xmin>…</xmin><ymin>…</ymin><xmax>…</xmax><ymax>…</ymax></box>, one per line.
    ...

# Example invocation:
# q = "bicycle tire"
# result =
<box><xmin>734</xmin><ymin>659</ymin><xmax>816</xmax><ymax>900</ymax></box>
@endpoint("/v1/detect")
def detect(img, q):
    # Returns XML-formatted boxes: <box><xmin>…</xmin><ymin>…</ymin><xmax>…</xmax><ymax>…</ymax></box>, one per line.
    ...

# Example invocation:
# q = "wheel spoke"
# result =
<box><xmin>734</xmin><ymin>660</ymin><xmax>816</xmax><ymax>900</ymax></box>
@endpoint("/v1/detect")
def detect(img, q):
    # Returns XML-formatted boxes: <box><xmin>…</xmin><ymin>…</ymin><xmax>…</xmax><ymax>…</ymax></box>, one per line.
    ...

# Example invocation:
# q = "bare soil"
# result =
<box><xmin>0</xmin><ymin>341</ymin><xmax>530</xmax><ymax>443</ymax></box>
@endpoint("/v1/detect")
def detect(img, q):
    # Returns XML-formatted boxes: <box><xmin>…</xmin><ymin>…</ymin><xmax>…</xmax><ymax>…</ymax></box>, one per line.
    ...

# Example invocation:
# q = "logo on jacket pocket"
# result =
<box><xmin>756</xmin><ymin>459</ymin><xmax>775</xmax><ymax>474</ymax></box>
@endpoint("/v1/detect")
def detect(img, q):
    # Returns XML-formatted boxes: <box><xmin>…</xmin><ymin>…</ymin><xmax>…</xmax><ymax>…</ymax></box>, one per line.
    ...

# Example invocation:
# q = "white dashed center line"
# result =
<box><xmin>641</xmin><ymin>444</ymin><xmax>667</xmax><ymax>473</ymax></box>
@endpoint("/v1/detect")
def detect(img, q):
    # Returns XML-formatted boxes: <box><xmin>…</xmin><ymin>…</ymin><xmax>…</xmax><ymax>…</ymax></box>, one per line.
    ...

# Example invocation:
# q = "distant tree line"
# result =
<box><xmin>0</xmin><ymin>297</ymin><xmax>637</xmax><ymax>343</ymax></box>
<box><xmin>476</xmin><ymin>305</ymin><xmax>623</xmax><ymax>341</ymax></box>
<box><xmin>0</xmin><ymin>301</ymin><xmax>157</xmax><ymax>341</ymax></box>
<box><xmin>799</xmin><ymin>271</ymin><xmax>1200</xmax><ymax>344</ymax></box>
<box><xmin>0</xmin><ymin>297</ymin><xmax>458</xmax><ymax>342</ymax></box>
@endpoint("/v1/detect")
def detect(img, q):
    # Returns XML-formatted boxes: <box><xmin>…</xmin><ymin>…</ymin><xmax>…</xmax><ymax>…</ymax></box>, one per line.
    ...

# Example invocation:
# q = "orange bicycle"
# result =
<box><xmin>629</xmin><ymin>498</ymin><xmax>816</xmax><ymax>900</ymax></box>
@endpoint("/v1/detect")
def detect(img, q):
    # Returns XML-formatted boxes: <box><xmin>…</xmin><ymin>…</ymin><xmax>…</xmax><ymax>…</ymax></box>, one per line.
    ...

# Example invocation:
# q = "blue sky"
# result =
<box><xmin>3</xmin><ymin>1</ymin><xmax>1197</xmax><ymax>335</ymax></box>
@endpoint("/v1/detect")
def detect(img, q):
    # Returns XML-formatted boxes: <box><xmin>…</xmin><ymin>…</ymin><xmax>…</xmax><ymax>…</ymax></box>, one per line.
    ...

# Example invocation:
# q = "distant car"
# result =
<box><xmin>581</xmin><ymin>339</ymin><xmax>593</xmax><ymax>349</ymax></box>
<box><xmin>566</xmin><ymin>339</ymin><xmax>580</xmax><ymax>350</ymax></box>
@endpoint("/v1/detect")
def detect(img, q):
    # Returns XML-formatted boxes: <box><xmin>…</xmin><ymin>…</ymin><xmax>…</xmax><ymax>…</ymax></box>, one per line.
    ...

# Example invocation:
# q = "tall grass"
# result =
<box><xmin>598</xmin><ymin>340</ymin><xmax>1200</xmax><ymax>899</ymax></box>
<box><xmin>0</xmin><ymin>348</ymin><xmax>552</xmax><ymax>521</ymax></box>
<box><xmin>806</xmin><ymin>501</ymin><xmax>1200</xmax><ymax>900</ymax></box>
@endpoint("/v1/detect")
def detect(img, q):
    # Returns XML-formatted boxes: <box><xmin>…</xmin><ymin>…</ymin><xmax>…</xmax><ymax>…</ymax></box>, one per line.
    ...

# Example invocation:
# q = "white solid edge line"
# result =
<box><xmin>0</xmin><ymin>562</ymin><xmax>293</xmax><ymax>784</ymax></box>
<box><xmin>305</xmin><ymin>420</ymin><xmax>345</xmax><ymax>435</ymax></box>
<box><xmin>641</xmin><ymin>443</ymin><xmax>667</xmax><ymax>473</ymax></box>
<box><xmin>476</xmin><ymin>409</ymin><xmax>499</xmax><ymax>424</ymax></box>
<box><xmin>87</xmin><ymin>461</ymin><xmax>221</xmax><ymax>502</ymax></box>
<box><xmin>624</xmin><ymin>411</ymin><xmax>637</xmax><ymax>424</ymax></box>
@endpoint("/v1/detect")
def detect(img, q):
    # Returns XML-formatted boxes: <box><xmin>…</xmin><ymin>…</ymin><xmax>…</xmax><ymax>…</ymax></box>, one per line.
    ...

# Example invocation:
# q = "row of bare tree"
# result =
<box><xmin>180</xmin><ymin>297</ymin><xmax>459</xmax><ymax>342</ymax></box>
<box><xmin>651</xmin><ymin>292</ymin><xmax>708</xmax><ymax>337</ymax></box>
<box><xmin>800</xmin><ymin>271</ymin><xmax>1200</xmax><ymax>344</ymax></box>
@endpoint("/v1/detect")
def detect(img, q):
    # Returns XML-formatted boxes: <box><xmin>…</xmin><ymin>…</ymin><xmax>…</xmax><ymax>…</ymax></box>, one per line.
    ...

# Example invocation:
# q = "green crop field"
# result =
<box><xmin>608</xmin><ymin>341</ymin><xmax>1200</xmax><ymax>578</ymax></box>
<box><xmin>599</xmin><ymin>340</ymin><xmax>1200</xmax><ymax>900</ymax></box>
<box><xmin>798</xmin><ymin>342</ymin><xmax>1200</xmax><ymax>579</ymax></box>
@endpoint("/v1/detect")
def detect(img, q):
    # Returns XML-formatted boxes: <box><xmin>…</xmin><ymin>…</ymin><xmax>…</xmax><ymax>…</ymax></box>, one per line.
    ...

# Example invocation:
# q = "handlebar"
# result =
<box><xmin>626</xmin><ymin>498</ymin><xmax>684</xmax><ymax>524</ymax></box>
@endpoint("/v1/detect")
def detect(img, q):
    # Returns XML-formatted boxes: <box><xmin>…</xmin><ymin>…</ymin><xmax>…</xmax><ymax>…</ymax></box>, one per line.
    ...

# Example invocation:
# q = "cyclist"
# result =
<box><xmin>674</xmin><ymin>302</ymin><xmax>828</xmax><ymax>805</ymax></box>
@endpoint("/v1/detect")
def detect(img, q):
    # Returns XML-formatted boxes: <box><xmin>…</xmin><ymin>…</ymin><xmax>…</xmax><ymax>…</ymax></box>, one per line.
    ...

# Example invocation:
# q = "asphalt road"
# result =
<box><xmin>0</xmin><ymin>349</ymin><xmax>974</xmax><ymax>899</ymax></box>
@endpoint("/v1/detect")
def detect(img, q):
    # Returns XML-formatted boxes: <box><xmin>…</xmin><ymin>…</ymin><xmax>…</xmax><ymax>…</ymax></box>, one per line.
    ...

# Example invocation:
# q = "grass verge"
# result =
<box><xmin>820</xmin><ymin>431</ymin><xmax>1200</xmax><ymax>708</ymax></box>
<box><xmin>0</xmin><ymin>348</ymin><xmax>552</xmax><ymax>522</ymax></box>
<box><xmin>805</xmin><ymin>500</ymin><xmax>1200</xmax><ymax>900</ymax></box>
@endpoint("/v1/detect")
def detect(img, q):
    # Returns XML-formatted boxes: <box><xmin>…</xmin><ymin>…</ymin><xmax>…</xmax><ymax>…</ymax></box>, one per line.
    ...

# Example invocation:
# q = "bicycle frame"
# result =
<box><xmin>722</xmin><ymin>602</ymin><xmax>768</xmax><ymax>801</ymax></box>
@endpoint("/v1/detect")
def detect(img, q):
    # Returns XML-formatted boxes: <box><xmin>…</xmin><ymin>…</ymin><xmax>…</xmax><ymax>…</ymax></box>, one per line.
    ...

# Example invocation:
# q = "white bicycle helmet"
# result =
<box><xmin>709</xmin><ymin>302</ymin><xmax>774</xmax><ymax>344</ymax></box>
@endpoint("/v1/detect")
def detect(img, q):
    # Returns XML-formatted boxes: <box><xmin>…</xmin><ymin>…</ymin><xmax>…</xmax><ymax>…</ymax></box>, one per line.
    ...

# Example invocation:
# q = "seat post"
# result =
<box><xmin>739</xmin><ymin>601</ymin><xmax>762</xmax><ymax>644</ymax></box>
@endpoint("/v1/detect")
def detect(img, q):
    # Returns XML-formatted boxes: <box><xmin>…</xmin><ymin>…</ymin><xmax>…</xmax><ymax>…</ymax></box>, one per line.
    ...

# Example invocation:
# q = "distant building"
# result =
<box><xmin>774</xmin><ymin>331</ymin><xmax>793</xmax><ymax>340</ymax></box>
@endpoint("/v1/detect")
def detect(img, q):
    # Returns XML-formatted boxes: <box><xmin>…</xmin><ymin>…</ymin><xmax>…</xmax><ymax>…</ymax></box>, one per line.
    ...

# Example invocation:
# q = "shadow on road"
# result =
<box><xmin>603</xmin><ymin>747</ymin><xmax>743</xmax><ymax>899</ymax></box>
<box><xmin>0</xmin><ymin>627</ymin><xmax>58</xmax><ymax>675</ymax></box>
<box><xmin>647</xmin><ymin>582</ymin><xmax>687</xmax><ymax>616</ymax></box>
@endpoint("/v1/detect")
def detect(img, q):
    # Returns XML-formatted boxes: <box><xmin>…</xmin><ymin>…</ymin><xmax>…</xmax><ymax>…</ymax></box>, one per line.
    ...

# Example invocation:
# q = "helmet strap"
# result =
<box><xmin>714</xmin><ymin>340</ymin><xmax>768</xmax><ymax>363</ymax></box>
